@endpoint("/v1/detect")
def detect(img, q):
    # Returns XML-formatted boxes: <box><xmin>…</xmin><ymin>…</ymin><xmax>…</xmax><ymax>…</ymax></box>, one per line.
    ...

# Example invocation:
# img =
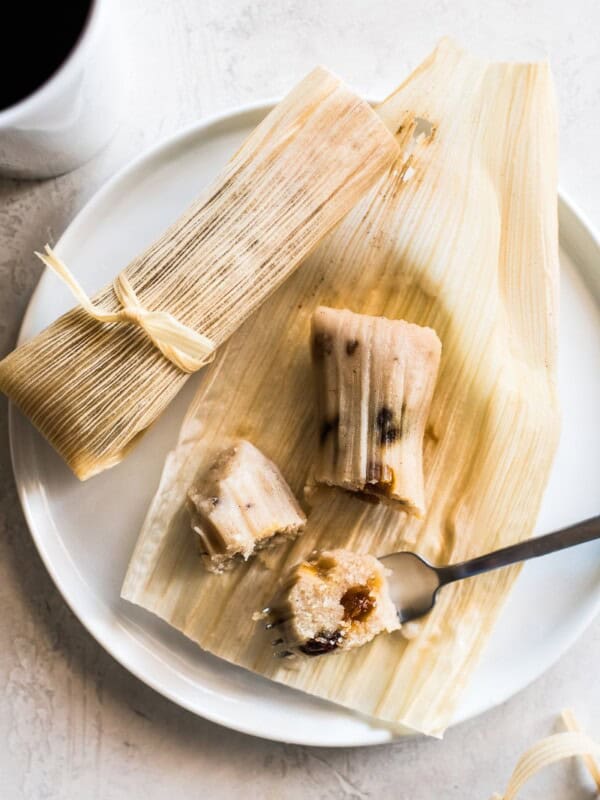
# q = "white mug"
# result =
<box><xmin>0</xmin><ymin>0</ymin><xmax>121</xmax><ymax>179</ymax></box>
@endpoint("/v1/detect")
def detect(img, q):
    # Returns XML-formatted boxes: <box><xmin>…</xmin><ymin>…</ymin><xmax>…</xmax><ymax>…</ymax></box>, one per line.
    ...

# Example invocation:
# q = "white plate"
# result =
<box><xmin>9</xmin><ymin>104</ymin><xmax>600</xmax><ymax>747</ymax></box>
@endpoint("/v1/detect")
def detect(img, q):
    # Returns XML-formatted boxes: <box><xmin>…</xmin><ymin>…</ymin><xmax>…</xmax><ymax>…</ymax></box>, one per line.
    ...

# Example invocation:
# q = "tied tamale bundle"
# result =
<box><xmin>0</xmin><ymin>67</ymin><xmax>399</xmax><ymax>480</ymax></box>
<box><xmin>122</xmin><ymin>39</ymin><xmax>560</xmax><ymax>736</ymax></box>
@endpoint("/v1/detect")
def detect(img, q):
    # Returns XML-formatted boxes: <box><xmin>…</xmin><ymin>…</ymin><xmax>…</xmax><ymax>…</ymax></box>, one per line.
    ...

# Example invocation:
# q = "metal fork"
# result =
<box><xmin>381</xmin><ymin>515</ymin><xmax>600</xmax><ymax>623</ymax></box>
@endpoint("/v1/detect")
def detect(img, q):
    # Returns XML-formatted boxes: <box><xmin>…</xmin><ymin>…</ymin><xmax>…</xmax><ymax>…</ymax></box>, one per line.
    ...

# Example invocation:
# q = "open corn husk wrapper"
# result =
<box><xmin>122</xmin><ymin>39</ymin><xmax>560</xmax><ymax>736</ymax></box>
<box><xmin>0</xmin><ymin>68</ymin><xmax>398</xmax><ymax>480</ymax></box>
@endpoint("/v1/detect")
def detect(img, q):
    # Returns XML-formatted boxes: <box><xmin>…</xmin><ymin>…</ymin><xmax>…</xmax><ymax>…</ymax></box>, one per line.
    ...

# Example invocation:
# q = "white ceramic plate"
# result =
<box><xmin>9</xmin><ymin>104</ymin><xmax>600</xmax><ymax>747</ymax></box>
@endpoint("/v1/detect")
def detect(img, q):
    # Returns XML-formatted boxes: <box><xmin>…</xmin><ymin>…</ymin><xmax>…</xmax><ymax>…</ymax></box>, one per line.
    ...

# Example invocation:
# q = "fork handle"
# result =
<box><xmin>435</xmin><ymin>515</ymin><xmax>600</xmax><ymax>585</ymax></box>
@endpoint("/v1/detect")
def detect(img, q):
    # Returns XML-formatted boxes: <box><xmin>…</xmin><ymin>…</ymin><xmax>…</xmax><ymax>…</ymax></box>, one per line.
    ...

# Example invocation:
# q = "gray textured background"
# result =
<box><xmin>1</xmin><ymin>1</ymin><xmax>599</xmax><ymax>798</ymax></box>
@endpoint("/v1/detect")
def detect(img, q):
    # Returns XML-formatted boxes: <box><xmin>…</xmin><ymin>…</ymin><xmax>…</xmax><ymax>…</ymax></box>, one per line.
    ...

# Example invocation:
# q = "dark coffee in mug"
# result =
<box><xmin>0</xmin><ymin>3</ymin><xmax>93</xmax><ymax>112</ymax></box>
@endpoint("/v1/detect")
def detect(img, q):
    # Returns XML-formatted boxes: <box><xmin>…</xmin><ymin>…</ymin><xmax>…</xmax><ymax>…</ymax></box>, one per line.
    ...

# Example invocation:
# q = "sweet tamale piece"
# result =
<box><xmin>310</xmin><ymin>307</ymin><xmax>441</xmax><ymax>517</ymax></box>
<box><xmin>187</xmin><ymin>440</ymin><xmax>306</xmax><ymax>573</ymax></box>
<box><xmin>268</xmin><ymin>549</ymin><xmax>400</xmax><ymax>656</ymax></box>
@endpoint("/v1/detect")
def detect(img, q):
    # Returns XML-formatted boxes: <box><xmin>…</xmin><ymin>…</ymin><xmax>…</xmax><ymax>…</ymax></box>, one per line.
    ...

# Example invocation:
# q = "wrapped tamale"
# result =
<box><xmin>0</xmin><ymin>67</ymin><xmax>398</xmax><ymax>480</ymax></box>
<box><xmin>123</xmin><ymin>40</ymin><xmax>560</xmax><ymax>736</ymax></box>
<box><xmin>309</xmin><ymin>306</ymin><xmax>441</xmax><ymax>516</ymax></box>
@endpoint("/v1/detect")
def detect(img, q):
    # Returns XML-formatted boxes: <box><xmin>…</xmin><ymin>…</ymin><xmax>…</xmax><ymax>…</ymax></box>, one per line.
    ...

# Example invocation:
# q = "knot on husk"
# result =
<box><xmin>35</xmin><ymin>245</ymin><xmax>216</xmax><ymax>374</ymax></box>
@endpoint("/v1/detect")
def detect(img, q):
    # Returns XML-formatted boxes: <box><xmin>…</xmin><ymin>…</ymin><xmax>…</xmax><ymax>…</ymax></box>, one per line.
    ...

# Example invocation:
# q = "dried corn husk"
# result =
<box><xmin>122</xmin><ymin>39</ymin><xmax>560</xmax><ymax>735</ymax></box>
<box><xmin>492</xmin><ymin>711</ymin><xmax>600</xmax><ymax>799</ymax></box>
<box><xmin>0</xmin><ymin>67</ymin><xmax>398</xmax><ymax>480</ymax></box>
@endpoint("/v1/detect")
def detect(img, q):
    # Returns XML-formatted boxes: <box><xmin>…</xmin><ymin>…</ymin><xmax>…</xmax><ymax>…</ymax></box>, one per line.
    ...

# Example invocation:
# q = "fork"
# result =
<box><xmin>381</xmin><ymin>515</ymin><xmax>600</xmax><ymax>623</ymax></box>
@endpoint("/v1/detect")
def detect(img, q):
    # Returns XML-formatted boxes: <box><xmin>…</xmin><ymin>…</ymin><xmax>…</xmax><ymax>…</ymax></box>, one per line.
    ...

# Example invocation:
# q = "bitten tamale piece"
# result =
<box><xmin>268</xmin><ymin>549</ymin><xmax>400</xmax><ymax>655</ymax></box>
<box><xmin>188</xmin><ymin>440</ymin><xmax>306</xmax><ymax>573</ymax></box>
<box><xmin>310</xmin><ymin>307</ymin><xmax>441</xmax><ymax>517</ymax></box>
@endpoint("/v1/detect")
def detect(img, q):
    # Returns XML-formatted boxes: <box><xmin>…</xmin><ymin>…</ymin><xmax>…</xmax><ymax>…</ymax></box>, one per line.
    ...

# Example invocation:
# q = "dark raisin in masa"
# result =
<box><xmin>375</xmin><ymin>405</ymin><xmax>400</xmax><ymax>445</ymax></box>
<box><xmin>312</xmin><ymin>331</ymin><xmax>334</xmax><ymax>359</ymax></box>
<box><xmin>300</xmin><ymin>630</ymin><xmax>344</xmax><ymax>656</ymax></box>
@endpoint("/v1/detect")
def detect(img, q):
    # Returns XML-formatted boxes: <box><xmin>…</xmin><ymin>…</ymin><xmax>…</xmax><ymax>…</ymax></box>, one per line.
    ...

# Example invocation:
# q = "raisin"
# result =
<box><xmin>306</xmin><ymin>554</ymin><xmax>337</xmax><ymax>578</ymax></box>
<box><xmin>312</xmin><ymin>331</ymin><xmax>333</xmax><ymax>359</ymax></box>
<box><xmin>299</xmin><ymin>630</ymin><xmax>343</xmax><ymax>656</ymax></box>
<box><xmin>376</xmin><ymin>407</ymin><xmax>394</xmax><ymax>426</ymax></box>
<box><xmin>375</xmin><ymin>405</ymin><xmax>400</xmax><ymax>444</ymax></box>
<box><xmin>319</xmin><ymin>414</ymin><xmax>339</xmax><ymax>445</ymax></box>
<box><xmin>341</xmin><ymin>585</ymin><xmax>376</xmax><ymax>622</ymax></box>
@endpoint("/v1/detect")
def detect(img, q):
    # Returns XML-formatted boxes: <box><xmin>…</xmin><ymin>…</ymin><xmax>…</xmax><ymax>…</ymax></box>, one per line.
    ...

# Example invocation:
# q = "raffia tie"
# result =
<box><xmin>35</xmin><ymin>245</ymin><xmax>216</xmax><ymax>374</ymax></box>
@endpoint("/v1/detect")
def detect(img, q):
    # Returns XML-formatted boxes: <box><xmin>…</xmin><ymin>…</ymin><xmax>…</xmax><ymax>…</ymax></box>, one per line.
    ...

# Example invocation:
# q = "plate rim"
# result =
<box><xmin>8</xmin><ymin>101</ymin><xmax>600</xmax><ymax>747</ymax></box>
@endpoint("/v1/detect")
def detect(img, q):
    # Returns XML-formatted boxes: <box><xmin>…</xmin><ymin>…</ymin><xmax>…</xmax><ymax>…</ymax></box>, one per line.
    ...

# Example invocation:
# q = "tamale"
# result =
<box><xmin>309</xmin><ymin>306</ymin><xmax>442</xmax><ymax>516</ymax></box>
<box><xmin>187</xmin><ymin>439</ymin><xmax>306</xmax><ymax>573</ymax></box>
<box><xmin>122</xmin><ymin>40</ymin><xmax>560</xmax><ymax>736</ymax></box>
<box><xmin>0</xmin><ymin>67</ymin><xmax>398</xmax><ymax>480</ymax></box>
<box><xmin>268</xmin><ymin>549</ymin><xmax>400</xmax><ymax>656</ymax></box>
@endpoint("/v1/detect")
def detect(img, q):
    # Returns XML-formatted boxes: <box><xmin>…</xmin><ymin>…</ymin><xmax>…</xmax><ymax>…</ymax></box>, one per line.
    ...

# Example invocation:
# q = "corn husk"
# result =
<box><xmin>122</xmin><ymin>39</ymin><xmax>560</xmax><ymax>736</ymax></box>
<box><xmin>0</xmin><ymin>67</ymin><xmax>398</xmax><ymax>480</ymax></box>
<box><xmin>493</xmin><ymin>712</ymin><xmax>600</xmax><ymax>799</ymax></box>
